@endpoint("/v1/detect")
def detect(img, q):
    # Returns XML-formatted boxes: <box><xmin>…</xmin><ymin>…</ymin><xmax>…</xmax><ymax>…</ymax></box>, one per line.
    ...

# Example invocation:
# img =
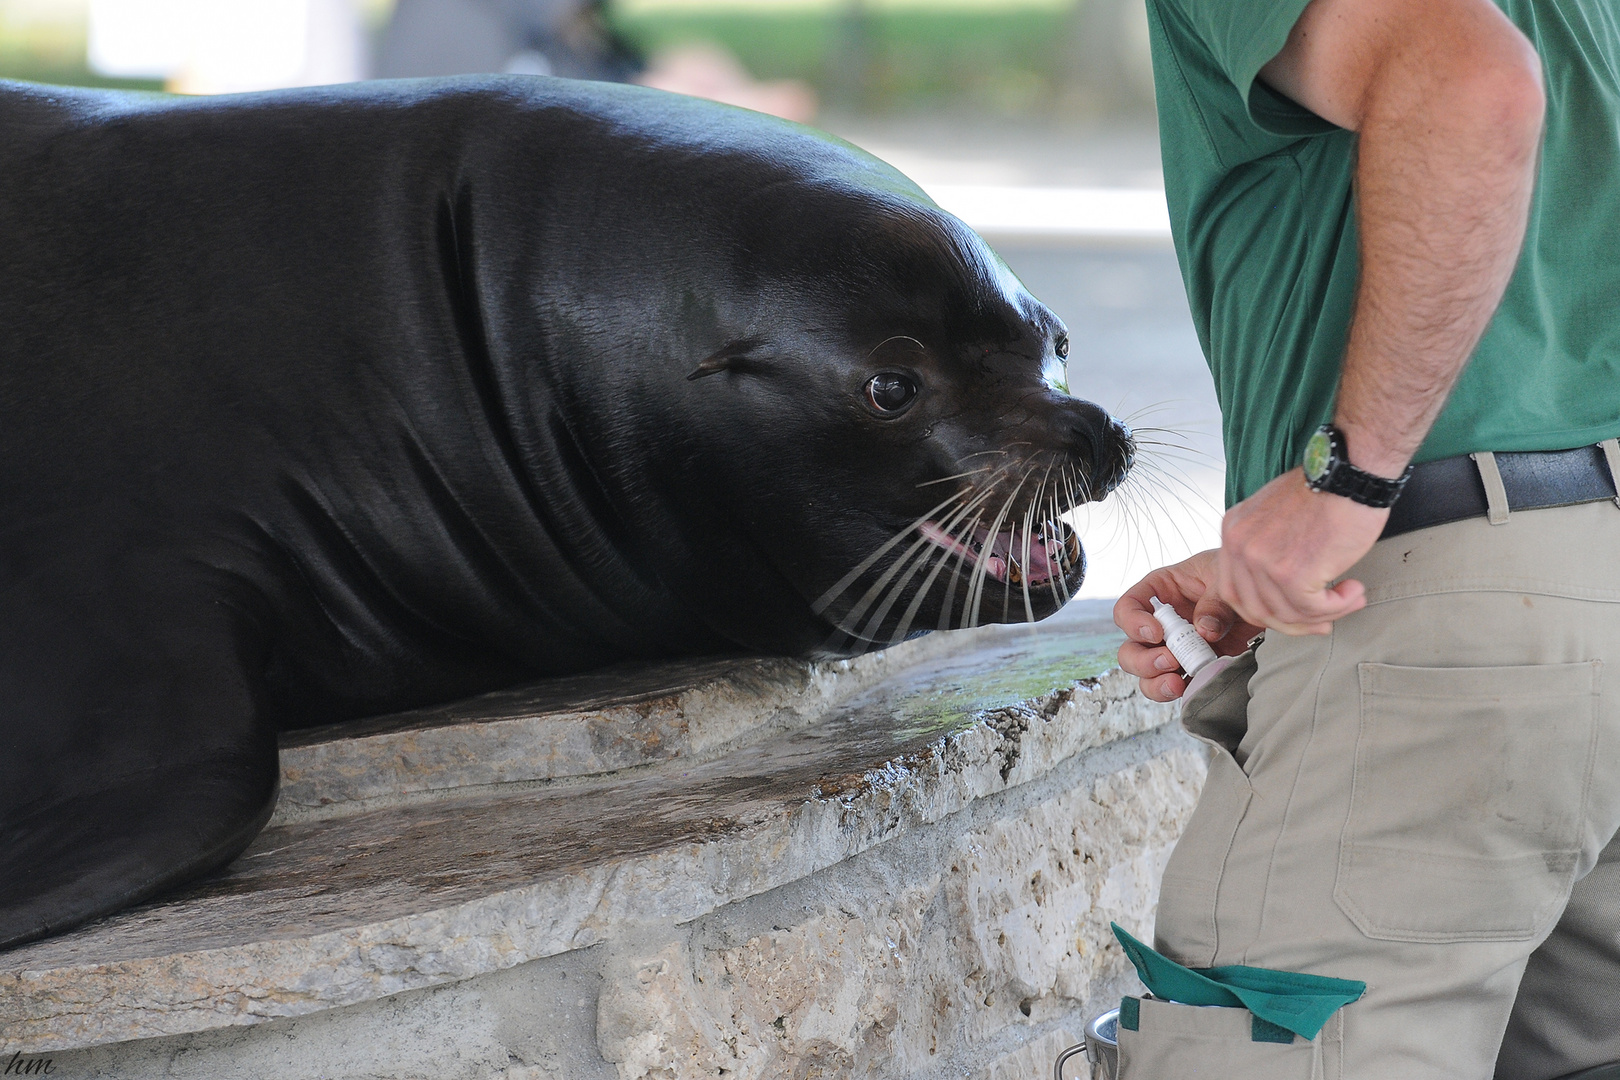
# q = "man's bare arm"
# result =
<box><xmin>1207</xmin><ymin>0</ymin><xmax>1545</xmax><ymax>635</ymax></box>
<box><xmin>1119</xmin><ymin>0</ymin><xmax>1546</xmax><ymax>689</ymax></box>
<box><xmin>1261</xmin><ymin>0</ymin><xmax>1545</xmax><ymax>478</ymax></box>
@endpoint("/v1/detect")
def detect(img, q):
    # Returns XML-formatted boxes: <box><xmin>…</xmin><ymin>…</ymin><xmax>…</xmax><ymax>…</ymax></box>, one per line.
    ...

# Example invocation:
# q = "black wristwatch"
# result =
<box><xmin>1302</xmin><ymin>424</ymin><xmax>1412</xmax><ymax>508</ymax></box>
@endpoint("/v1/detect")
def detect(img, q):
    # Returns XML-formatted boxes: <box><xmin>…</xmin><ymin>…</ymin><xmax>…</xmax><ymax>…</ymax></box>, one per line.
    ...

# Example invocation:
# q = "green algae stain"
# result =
<box><xmin>884</xmin><ymin>628</ymin><xmax>1124</xmax><ymax>740</ymax></box>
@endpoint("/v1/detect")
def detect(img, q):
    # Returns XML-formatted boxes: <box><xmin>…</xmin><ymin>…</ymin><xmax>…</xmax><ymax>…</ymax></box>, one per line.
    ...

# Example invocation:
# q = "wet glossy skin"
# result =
<box><xmin>0</xmin><ymin>75</ymin><xmax>1130</xmax><ymax>949</ymax></box>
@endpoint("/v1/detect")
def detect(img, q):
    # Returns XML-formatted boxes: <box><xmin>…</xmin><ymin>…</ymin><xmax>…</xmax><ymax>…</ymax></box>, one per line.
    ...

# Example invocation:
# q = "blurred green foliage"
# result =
<box><xmin>0</xmin><ymin>53</ymin><xmax>161</xmax><ymax>89</ymax></box>
<box><xmin>0</xmin><ymin>4</ymin><xmax>158</xmax><ymax>88</ymax></box>
<box><xmin>612</xmin><ymin>6</ymin><xmax>1078</xmax><ymax>114</ymax></box>
<box><xmin>1</xmin><ymin>0</ymin><xmax>1094</xmax><ymax>114</ymax></box>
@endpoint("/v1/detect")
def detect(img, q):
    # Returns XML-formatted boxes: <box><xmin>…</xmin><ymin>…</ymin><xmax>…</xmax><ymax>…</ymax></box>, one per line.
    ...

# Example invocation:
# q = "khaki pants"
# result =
<box><xmin>1122</xmin><ymin>500</ymin><xmax>1620</xmax><ymax>1080</ymax></box>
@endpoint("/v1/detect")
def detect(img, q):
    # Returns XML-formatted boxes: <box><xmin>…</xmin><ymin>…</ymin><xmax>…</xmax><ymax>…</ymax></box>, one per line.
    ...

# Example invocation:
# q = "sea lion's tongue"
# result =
<box><xmin>918</xmin><ymin>521</ymin><xmax>1067</xmax><ymax>586</ymax></box>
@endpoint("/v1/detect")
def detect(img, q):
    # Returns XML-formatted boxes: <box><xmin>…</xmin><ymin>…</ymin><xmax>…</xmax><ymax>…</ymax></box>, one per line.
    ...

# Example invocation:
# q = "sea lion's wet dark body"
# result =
<box><xmin>0</xmin><ymin>77</ymin><xmax>1131</xmax><ymax>948</ymax></box>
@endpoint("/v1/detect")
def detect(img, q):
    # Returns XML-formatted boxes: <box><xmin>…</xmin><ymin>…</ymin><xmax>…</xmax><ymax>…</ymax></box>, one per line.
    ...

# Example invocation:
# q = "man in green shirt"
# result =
<box><xmin>1112</xmin><ymin>0</ymin><xmax>1620</xmax><ymax>1074</ymax></box>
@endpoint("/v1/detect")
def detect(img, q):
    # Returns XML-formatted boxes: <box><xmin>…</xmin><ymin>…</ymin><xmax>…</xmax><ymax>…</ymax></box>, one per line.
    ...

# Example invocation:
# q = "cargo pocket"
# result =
<box><xmin>1335</xmin><ymin>661</ymin><xmax>1602</xmax><ymax>942</ymax></box>
<box><xmin>1154</xmin><ymin>650</ymin><xmax>1258</xmax><ymax>967</ymax></box>
<box><xmin>1117</xmin><ymin>997</ymin><xmax>1331</xmax><ymax>1079</ymax></box>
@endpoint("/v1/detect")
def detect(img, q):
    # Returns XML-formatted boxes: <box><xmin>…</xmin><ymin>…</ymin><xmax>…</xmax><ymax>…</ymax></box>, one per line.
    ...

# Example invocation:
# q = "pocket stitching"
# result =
<box><xmin>1335</xmin><ymin>660</ymin><xmax>1601</xmax><ymax>943</ymax></box>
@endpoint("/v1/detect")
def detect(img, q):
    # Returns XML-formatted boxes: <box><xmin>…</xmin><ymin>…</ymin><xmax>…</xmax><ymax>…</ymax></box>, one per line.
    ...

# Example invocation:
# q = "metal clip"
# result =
<box><xmin>1600</xmin><ymin>439</ymin><xmax>1620</xmax><ymax>510</ymax></box>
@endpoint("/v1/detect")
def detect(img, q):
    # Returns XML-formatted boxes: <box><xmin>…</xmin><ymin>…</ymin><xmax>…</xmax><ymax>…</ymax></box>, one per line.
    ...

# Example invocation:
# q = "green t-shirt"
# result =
<box><xmin>1146</xmin><ymin>0</ymin><xmax>1620</xmax><ymax>505</ymax></box>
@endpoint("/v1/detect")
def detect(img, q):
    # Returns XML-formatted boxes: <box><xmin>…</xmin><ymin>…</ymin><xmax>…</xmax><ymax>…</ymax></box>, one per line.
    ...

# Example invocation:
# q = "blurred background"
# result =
<box><xmin>0</xmin><ymin>0</ymin><xmax>1222</xmax><ymax>598</ymax></box>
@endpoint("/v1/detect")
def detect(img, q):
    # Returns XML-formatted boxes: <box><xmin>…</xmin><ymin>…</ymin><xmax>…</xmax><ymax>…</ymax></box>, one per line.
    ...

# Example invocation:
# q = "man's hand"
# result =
<box><xmin>1216</xmin><ymin>468</ymin><xmax>1385</xmax><ymax>635</ymax></box>
<box><xmin>1115</xmin><ymin>550</ymin><xmax>1263</xmax><ymax>702</ymax></box>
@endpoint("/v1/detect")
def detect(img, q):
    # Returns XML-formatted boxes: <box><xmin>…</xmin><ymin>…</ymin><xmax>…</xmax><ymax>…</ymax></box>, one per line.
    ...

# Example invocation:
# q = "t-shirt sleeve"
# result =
<box><xmin>1159</xmin><ymin>0</ymin><xmax>1337</xmax><ymax>137</ymax></box>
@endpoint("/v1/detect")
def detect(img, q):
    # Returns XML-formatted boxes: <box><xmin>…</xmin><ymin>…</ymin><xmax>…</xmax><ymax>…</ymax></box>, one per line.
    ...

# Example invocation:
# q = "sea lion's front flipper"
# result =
<box><xmin>0</xmin><ymin>755</ymin><xmax>278</xmax><ymax>949</ymax></box>
<box><xmin>0</xmin><ymin>588</ymin><xmax>279</xmax><ymax>951</ymax></box>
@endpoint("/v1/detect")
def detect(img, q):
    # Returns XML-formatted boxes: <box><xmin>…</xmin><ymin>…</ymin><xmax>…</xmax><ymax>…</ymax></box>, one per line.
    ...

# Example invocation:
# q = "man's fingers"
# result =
<box><xmin>1119</xmin><ymin>638</ymin><xmax>1186</xmax><ymax>700</ymax></box>
<box><xmin>1264</xmin><ymin>575</ymin><xmax>1367</xmax><ymax>628</ymax></box>
<box><xmin>1137</xmin><ymin>671</ymin><xmax>1187</xmax><ymax>703</ymax></box>
<box><xmin>1118</xmin><ymin>640</ymin><xmax>1180</xmax><ymax>680</ymax></box>
<box><xmin>1267</xmin><ymin>580</ymin><xmax>1368</xmax><ymax>635</ymax></box>
<box><xmin>1113</xmin><ymin>593</ymin><xmax>1164</xmax><ymax>644</ymax></box>
<box><xmin>1190</xmin><ymin>594</ymin><xmax>1242</xmax><ymax>642</ymax></box>
<box><xmin>1118</xmin><ymin>551</ymin><xmax>1228</xmax><ymax>702</ymax></box>
<box><xmin>1220</xmin><ymin>541</ymin><xmax>1372</xmax><ymax>631</ymax></box>
<box><xmin>1328</xmin><ymin>577</ymin><xmax>1368</xmax><ymax>609</ymax></box>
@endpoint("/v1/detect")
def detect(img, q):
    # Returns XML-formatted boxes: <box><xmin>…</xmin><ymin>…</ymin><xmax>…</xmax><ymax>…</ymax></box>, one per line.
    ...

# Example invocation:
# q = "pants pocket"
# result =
<box><xmin>1335</xmin><ymin>660</ymin><xmax>1602</xmax><ymax>942</ymax></box>
<box><xmin>1117</xmin><ymin>997</ymin><xmax>1328</xmax><ymax>1079</ymax></box>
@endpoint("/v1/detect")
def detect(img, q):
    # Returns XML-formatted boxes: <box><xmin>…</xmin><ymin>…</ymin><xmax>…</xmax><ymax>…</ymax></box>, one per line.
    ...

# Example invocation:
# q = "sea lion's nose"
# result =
<box><xmin>1067</xmin><ymin>401</ymin><xmax>1134</xmax><ymax>496</ymax></box>
<box><xmin>1067</xmin><ymin>399</ymin><xmax>1112</xmax><ymax>462</ymax></box>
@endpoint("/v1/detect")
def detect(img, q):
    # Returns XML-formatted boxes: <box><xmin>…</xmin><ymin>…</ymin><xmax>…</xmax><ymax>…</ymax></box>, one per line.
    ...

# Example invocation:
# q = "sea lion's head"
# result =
<box><xmin>648</xmin><ymin>172</ymin><xmax>1133</xmax><ymax>655</ymax></box>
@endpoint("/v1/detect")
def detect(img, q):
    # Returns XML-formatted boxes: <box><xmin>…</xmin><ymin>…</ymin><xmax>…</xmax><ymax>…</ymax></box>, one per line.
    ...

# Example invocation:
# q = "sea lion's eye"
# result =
<box><xmin>866</xmin><ymin>372</ymin><xmax>918</xmax><ymax>414</ymax></box>
<box><xmin>1054</xmin><ymin>333</ymin><xmax>1070</xmax><ymax>360</ymax></box>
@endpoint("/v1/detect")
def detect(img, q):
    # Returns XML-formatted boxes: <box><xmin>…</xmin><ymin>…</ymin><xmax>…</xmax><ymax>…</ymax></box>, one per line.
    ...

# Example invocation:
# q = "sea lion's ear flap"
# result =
<box><xmin>687</xmin><ymin>338</ymin><xmax>769</xmax><ymax>381</ymax></box>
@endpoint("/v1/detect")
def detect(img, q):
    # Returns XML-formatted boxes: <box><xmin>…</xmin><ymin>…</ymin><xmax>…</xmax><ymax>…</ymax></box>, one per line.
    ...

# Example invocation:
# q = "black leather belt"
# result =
<box><xmin>1380</xmin><ymin>443</ymin><xmax>1618</xmax><ymax>541</ymax></box>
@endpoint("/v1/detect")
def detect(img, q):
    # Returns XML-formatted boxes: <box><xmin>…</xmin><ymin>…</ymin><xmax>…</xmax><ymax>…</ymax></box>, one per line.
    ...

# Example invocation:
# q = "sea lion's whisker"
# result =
<box><xmin>1045</xmin><ymin>486</ymin><xmax>1069</xmax><ymax>608</ymax></box>
<box><xmin>1113</xmin><ymin>455</ymin><xmax>1220</xmax><ymax>565</ymax></box>
<box><xmin>915</xmin><ymin>466</ymin><xmax>997</xmax><ymax>488</ymax></box>
<box><xmin>1130</xmin><ymin>420</ymin><xmax>1215</xmax><ymax>439</ymax></box>
<box><xmin>1129</xmin><ymin>431</ymin><xmax>1208</xmax><ymax>453</ymax></box>
<box><xmin>810</xmin><ymin>486</ymin><xmax>971</xmax><ymax>616</ymax></box>
<box><xmin>1132</xmin><ymin>455</ymin><xmax>1220</xmax><ymax>510</ymax></box>
<box><xmin>997</xmin><ymin>466</ymin><xmax>1036</xmax><ymax>625</ymax></box>
<box><xmin>1018</xmin><ymin>496</ymin><xmax>1036</xmax><ymax>624</ymax></box>
<box><xmin>888</xmin><ymin>485</ymin><xmax>1006</xmax><ymax>643</ymax></box>
<box><xmin>937</xmin><ymin>509</ymin><xmax>986</xmax><ymax>632</ymax></box>
<box><xmin>829</xmin><ymin>471</ymin><xmax>1009</xmax><ymax>643</ymax></box>
<box><xmin>1063</xmin><ymin>463</ymin><xmax>1083</xmax><ymax>518</ymax></box>
<box><xmin>1130</xmin><ymin>479</ymin><xmax>1196</xmax><ymax>561</ymax></box>
<box><xmin>1127</xmin><ymin>437</ymin><xmax>1210</xmax><ymax>473</ymax></box>
<box><xmin>966</xmin><ymin>467</ymin><xmax>1033</xmax><ymax>630</ymax></box>
<box><xmin>830</xmin><ymin>522</ymin><xmax>960</xmax><ymax>641</ymax></box>
<box><xmin>1008</xmin><ymin>459</ymin><xmax>1055</xmax><ymax>625</ymax></box>
<box><xmin>1059</xmin><ymin>463</ymin><xmax>1092</xmax><ymax>575</ymax></box>
<box><xmin>1119</xmin><ymin>401</ymin><xmax>1193</xmax><ymax>428</ymax></box>
<box><xmin>856</xmin><ymin>485</ymin><xmax>995</xmax><ymax>642</ymax></box>
<box><xmin>890</xmin><ymin>530</ymin><xmax>962</xmax><ymax>644</ymax></box>
<box><xmin>1127</xmin><ymin>453</ymin><xmax>1217</xmax><ymax>521</ymax></box>
<box><xmin>854</xmin><ymin>536</ymin><xmax>941</xmax><ymax>643</ymax></box>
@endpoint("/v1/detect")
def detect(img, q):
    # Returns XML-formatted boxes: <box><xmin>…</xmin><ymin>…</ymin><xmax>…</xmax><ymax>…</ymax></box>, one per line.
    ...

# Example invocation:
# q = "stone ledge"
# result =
<box><xmin>38</xmin><ymin>729</ymin><xmax>1203</xmax><ymax>1080</ymax></box>
<box><xmin>272</xmin><ymin>628</ymin><xmax>997</xmax><ymax>826</ymax></box>
<box><xmin>0</xmin><ymin>604</ymin><xmax>1190</xmax><ymax>1069</ymax></box>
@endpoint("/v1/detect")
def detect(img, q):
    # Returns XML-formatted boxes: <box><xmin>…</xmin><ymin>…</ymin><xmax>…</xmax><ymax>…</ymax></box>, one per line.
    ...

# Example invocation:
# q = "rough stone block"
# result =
<box><xmin>3</xmin><ymin>604</ymin><xmax>1203</xmax><ymax>1080</ymax></box>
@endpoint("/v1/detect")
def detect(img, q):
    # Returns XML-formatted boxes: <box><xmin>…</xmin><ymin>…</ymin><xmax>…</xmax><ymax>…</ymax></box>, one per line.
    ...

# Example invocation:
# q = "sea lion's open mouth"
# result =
<box><xmin>917</xmin><ymin>519</ymin><xmax>1082</xmax><ymax>587</ymax></box>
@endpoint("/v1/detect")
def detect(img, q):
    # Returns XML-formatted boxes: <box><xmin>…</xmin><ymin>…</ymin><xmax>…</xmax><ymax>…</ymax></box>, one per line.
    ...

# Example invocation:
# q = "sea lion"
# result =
<box><xmin>0</xmin><ymin>76</ymin><xmax>1133</xmax><ymax>949</ymax></box>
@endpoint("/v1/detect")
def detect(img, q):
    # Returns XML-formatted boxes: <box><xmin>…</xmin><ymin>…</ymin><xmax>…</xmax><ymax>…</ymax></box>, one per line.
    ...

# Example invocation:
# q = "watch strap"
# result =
<box><xmin>1305</xmin><ymin>425</ymin><xmax>1412</xmax><ymax>508</ymax></box>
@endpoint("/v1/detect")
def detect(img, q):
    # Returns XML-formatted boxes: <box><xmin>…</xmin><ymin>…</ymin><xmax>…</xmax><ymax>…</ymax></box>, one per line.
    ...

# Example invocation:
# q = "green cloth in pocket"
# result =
<box><xmin>1112</xmin><ymin>924</ymin><xmax>1365</xmax><ymax>1040</ymax></box>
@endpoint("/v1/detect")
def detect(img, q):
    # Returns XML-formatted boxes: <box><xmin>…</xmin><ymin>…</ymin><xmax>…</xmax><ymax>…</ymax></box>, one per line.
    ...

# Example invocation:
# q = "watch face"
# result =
<box><xmin>1303</xmin><ymin>429</ymin><xmax>1333</xmax><ymax>482</ymax></box>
